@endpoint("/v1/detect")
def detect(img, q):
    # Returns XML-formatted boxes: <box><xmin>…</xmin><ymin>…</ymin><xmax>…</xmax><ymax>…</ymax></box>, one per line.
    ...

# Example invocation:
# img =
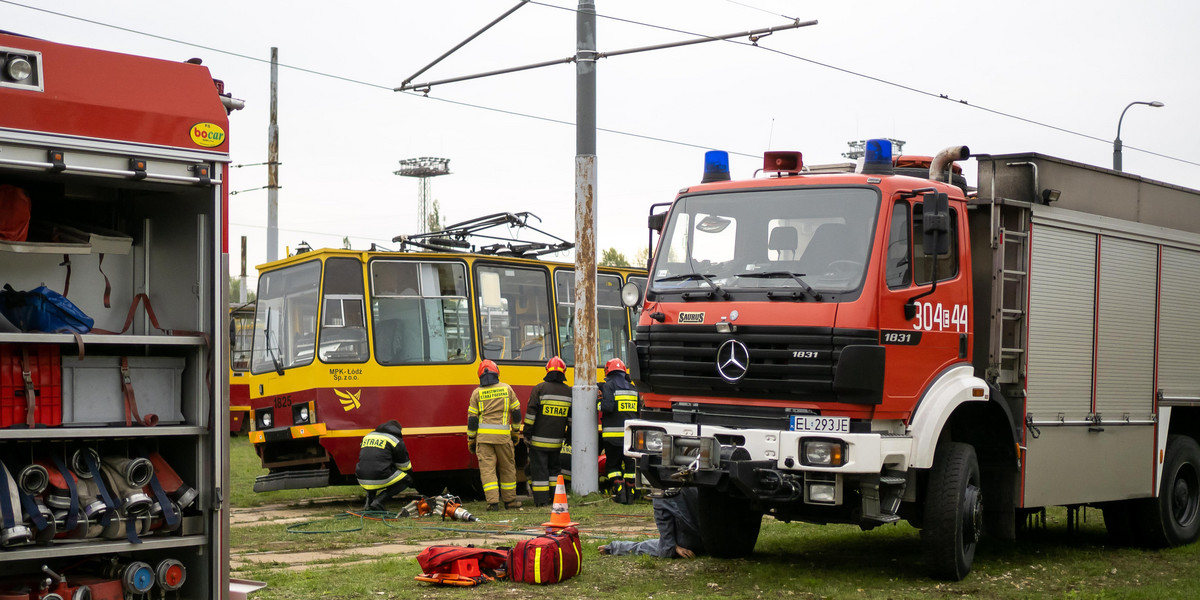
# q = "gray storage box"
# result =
<box><xmin>62</xmin><ymin>356</ymin><xmax>185</xmax><ymax>426</ymax></box>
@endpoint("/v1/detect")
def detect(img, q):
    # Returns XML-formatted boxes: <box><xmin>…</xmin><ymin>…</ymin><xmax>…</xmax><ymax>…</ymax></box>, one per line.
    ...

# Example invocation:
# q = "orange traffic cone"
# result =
<box><xmin>541</xmin><ymin>475</ymin><xmax>579</xmax><ymax>530</ymax></box>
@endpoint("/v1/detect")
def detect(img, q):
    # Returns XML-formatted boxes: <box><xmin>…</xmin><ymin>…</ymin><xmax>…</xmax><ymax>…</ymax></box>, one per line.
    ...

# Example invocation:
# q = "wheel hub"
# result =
<box><xmin>961</xmin><ymin>484</ymin><xmax>983</xmax><ymax>544</ymax></box>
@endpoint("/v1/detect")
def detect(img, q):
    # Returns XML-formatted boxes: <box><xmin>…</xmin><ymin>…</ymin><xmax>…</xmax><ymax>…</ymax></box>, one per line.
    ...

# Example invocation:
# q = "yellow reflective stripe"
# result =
<box><xmin>571</xmin><ymin>541</ymin><xmax>581</xmax><ymax>575</ymax></box>
<box><xmin>601</xmin><ymin>431</ymin><xmax>625</xmax><ymax>438</ymax></box>
<box><xmin>478</xmin><ymin>424</ymin><xmax>511</xmax><ymax>434</ymax></box>
<box><xmin>557</xmin><ymin>547</ymin><xmax>563</xmax><ymax>579</ymax></box>
<box><xmin>534</xmin><ymin>548</ymin><xmax>543</xmax><ymax>584</ymax></box>
<box><xmin>482</xmin><ymin>482</ymin><xmax>499</xmax><ymax>491</ymax></box>
<box><xmin>499</xmin><ymin>481</ymin><xmax>516</xmax><ymax>490</ymax></box>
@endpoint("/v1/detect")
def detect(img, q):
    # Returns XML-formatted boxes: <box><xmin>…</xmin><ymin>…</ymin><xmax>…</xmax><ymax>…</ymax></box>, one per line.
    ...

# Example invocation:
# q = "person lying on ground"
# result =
<box><xmin>598</xmin><ymin>486</ymin><xmax>703</xmax><ymax>558</ymax></box>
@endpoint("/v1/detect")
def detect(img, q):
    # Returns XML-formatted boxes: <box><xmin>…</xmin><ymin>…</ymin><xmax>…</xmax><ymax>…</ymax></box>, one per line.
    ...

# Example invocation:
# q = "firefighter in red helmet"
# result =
<box><xmin>467</xmin><ymin>360</ymin><xmax>523</xmax><ymax>510</ymax></box>
<box><xmin>598</xmin><ymin>357</ymin><xmax>641</xmax><ymax>504</ymax></box>
<box><xmin>521</xmin><ymin>356</ymin><xmax>573</xmax><ymax>506</ymax></box>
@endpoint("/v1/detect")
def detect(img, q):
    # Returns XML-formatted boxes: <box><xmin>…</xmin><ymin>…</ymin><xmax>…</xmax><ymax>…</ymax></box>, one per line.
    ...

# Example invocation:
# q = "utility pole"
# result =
<box><xmin>239</xmin><ymin>235</ymin><xmax>248</xmax><ymax>303</ymax></box>
<box><xmin>266</xmin><ymin>47</ymin><xmax>280</xmax><ymax>262</ymax></box>
<box><xmin>571</xmin><ymin>0</ymin><xmax>600</xmax><ymax>495</ymax></box>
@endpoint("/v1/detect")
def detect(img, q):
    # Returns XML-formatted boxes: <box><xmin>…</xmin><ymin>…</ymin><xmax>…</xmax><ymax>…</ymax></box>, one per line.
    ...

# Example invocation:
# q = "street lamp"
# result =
<box><xmin>1113</xmin><ymin>100</ymin><xmax>1164</xmax><ymax>172</ymax></box>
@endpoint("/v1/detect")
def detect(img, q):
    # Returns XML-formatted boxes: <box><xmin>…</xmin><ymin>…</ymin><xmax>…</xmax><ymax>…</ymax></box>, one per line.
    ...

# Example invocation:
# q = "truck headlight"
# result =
<box><xmin>801</xmin><ymin>439</ymin><xmax>846</xmax><ymax>467</ymax></box>
<box><xmin>632</xmin><ymin>428</ymin><xmax>666</xmax><ymax>453</ymax></box>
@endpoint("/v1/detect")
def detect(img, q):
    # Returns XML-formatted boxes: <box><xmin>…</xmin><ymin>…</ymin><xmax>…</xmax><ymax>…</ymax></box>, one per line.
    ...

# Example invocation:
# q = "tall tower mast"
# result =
<box><xmin>394</xmin><ymin>157</ymin><xmax>451</xmax><ymax>231</ymax></box>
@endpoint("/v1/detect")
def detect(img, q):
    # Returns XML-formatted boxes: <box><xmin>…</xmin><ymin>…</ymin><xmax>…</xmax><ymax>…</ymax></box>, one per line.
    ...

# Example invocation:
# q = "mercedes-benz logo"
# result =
<box><xmin>716</xmin><ymin>339</ymin><xmax>750</xmax><ymax>383</ymax></box>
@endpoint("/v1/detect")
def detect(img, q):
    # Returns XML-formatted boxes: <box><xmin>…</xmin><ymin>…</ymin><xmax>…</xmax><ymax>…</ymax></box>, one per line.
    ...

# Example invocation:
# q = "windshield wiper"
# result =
<box><xmin>654</xmin><ymin>272</ymin><xmax>728</xmax><ymax>299</ymax></box>
<box><xmin>735</xmin><ymin>271</ymin><xmax>822</xmax><ymax>300</ymax></box>
<box><xmin>264</xmin><ymin>307</ymin><xmax>285</xmax><ymax>376</ymax></box>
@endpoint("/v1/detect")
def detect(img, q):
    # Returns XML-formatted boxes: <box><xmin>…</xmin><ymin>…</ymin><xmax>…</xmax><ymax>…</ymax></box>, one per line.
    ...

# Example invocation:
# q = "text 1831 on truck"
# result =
<box><xmin>621</xmin><ymin>140</ymin><xmax>1200</xmax><ymax>579</ymax></box>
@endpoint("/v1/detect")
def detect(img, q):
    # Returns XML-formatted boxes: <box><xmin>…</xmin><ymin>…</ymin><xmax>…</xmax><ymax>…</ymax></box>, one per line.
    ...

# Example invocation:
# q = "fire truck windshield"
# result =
<box><xmin>651</xmin><ymin>187</ymin><xmax>879</xmax><ymax>297</ymax></box>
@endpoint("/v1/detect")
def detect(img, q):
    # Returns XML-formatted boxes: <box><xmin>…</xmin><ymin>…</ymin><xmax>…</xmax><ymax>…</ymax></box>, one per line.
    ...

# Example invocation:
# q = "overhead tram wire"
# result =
<box><xmin>527</xmin><ymin>0</ymin><xmax>1200</xmax><ymax>169</ymax></box>
<box><xmin>6</xmin><ymin>0</ymin><xmax>1194</xmax><ymax>168</ymax></box>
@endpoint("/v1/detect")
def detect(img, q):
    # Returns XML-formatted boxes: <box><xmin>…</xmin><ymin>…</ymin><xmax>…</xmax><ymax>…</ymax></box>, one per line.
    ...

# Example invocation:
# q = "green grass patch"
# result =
<box><xmin>229</xmin><ymin>437</ymin><xmax>1200</xmax><ymax>599</ymax></box>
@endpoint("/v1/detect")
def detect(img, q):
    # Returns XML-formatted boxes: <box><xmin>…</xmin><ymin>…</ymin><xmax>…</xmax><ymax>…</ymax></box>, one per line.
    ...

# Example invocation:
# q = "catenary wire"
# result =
<box><xmin>3</xmin><ymin>0</ymin><xmax>1193</xmax><ymax>167</ymax></box>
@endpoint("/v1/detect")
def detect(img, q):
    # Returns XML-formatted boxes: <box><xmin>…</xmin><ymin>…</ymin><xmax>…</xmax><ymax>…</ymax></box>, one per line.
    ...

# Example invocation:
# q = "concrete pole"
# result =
<box><xmin>570</xmin><ymin>0</ymin><xmax>599</xmax><ymax>495</ymax></box>
<box><xmin>239</xmin><ymin>235</ymin><xmax>248</xmax><ymax>303</ymax></box>
<box><xmin>266</xmin><ymin>47</ymin><xmax>280</xmax><ymax>262</ymax></box>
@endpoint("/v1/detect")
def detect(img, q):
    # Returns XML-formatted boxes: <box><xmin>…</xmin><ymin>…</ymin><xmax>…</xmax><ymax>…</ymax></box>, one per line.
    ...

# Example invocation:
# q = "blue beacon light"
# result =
<box><xmin>861</xmin><ymin>138</ymin><xmax>894</xmax><ymax>175</ymax></box>
<box><xmin>701</xmin><ymin>150</ymin><xmax>731</xmax><ymax>183</ymax></box>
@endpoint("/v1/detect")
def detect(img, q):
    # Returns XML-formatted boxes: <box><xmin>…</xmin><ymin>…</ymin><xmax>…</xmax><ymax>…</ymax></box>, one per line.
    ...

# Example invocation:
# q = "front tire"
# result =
<box><xmin>1138</xmin><ymin>435</ymin><xmax>1200</xmax><ymax>547</ymax></box>
<box><xmin>696</xmin><ymin>488</ymin><xmax>763</xmax><ymax>558</ymax></box>
<box><xmin>921</xmin><ymin>442</ymin><xmax>983</xmax><ymax>581</ymax></box>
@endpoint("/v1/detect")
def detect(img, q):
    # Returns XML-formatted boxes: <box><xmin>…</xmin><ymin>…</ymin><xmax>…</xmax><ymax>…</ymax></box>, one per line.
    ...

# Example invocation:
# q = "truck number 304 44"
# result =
<box><xmin>912</xmin><ymin>302</ymin><xmax>969</xmax><ymax>333</ymax></box>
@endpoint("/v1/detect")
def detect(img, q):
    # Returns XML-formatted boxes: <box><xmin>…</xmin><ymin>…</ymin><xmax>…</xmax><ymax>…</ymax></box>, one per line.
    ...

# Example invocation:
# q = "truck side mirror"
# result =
<box><xmin>922</xmin><ymin>191</ymin><xmax>950</xmax><ymax>256</ymax></box>
<box><xmin>648</xmin><ymin>212</ymin><xmax>667</xmax><ymax>233</ymax></box>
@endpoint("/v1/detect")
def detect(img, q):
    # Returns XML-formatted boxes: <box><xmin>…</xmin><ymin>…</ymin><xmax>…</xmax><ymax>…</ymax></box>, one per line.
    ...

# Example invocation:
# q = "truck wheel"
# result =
<box><xmin>1137</xmin><ymin>435</ymin><xmax>1200</xmax><ymax>547</ymax></box>
<box><xmin>921</xmin><ymin>442</ymin><xmax>982</xmax><ymax>581</ymax></box>
<box><xmin>696</xmin><ymin>488</ymin><xmax>762</xmax><ymax>557</ymax></box>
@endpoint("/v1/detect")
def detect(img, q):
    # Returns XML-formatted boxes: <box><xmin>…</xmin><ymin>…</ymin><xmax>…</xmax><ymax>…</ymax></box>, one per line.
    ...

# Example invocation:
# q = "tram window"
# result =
<box><xmin>251</xmin><ymin>259</ymin><xmax>321</xmax><ymax>374</ymax></box>
<box><xmin>476</xmin><ymin>265</ymin><xmax>553</xmax><ymax>363</ymax></box>
<box><xmin>318</xmin><ymin>258</ymin><xmax>368</xmax><ymax>363</ymax></box>
<box><xmin>371</xmin><ymin>260</ymin><xmax>473</xmax><ymax>364</ymax></box>
<box><xmin>554</xmin><ymin>271</ymin><xmax>629</xmax><ymax>367</ymax></box>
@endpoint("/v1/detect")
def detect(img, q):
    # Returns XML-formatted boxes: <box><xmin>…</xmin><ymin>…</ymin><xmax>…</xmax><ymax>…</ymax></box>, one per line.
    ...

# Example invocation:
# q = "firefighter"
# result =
<box><xmin>522</xmin><ymin>356</ymin><xmax>573</xmax><ymax>507</ymax></box>
<box><xmin>467</xmin><ymin>360</ymin><xmax>523</xmax><ymax>511</ymax></box>
<box><xmin>598</xmin><ymin>357</ymin><xmax>640</xmax><ymax>504</ymax></box>
<box><xmin>355</xmin><ymin>419</ymin><xmax>413</xmax><ymax>512</ymax></box>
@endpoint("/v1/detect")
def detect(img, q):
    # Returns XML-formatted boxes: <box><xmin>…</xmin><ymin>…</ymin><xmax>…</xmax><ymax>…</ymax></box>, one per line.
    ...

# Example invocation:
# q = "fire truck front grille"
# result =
<box><xmin>633</xmin><ymin>325</ymin><xmax>877</xmax><ymax>402</ymax></box>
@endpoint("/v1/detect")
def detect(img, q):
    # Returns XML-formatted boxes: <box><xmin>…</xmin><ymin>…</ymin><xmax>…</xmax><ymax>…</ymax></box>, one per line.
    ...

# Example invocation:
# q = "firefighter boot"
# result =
<box><xmin>611</xmin><ymin>479</ymin><xmax>627</xmax><ymax>504</ymax></box>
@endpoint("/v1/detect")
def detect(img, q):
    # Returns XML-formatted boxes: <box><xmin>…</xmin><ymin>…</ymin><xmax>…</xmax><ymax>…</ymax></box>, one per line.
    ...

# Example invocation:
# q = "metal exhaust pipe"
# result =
<box><xmin>928</xmin><ymin>145</ymin><xmax>970</xmax><ymax>183</ymax></box>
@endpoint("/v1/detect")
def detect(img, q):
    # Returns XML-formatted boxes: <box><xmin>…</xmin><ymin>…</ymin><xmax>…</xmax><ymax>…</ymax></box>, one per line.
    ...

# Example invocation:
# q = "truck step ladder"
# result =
<box><xmin>992</xmin><ymin>204</ymin><xmax>1031</xmax><ymax>386</ymax></box>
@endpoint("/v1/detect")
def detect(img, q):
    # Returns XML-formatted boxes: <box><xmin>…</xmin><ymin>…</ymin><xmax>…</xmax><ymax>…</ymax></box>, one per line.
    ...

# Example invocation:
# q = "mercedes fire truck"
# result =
<box><xmin>622</xmin><ymin>140</ymin><xmax>1200</xmax><ymax>579</ymax></box>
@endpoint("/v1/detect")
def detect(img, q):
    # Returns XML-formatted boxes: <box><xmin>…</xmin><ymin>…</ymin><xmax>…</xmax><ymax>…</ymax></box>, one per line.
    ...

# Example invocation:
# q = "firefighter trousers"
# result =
<box><xmin>602</xmin><ymin>439</ymin><xmax>634</xmax><ymax>500</ymax></box>
<box><xmin>527</xmin><ymin>446</ymin><xmax>562</xmax><ymax>506</ymax></box>
<box><xmin>476</xmin><ymin>441</ymin><xmax>517</xmax><ymax>505</ymax></box>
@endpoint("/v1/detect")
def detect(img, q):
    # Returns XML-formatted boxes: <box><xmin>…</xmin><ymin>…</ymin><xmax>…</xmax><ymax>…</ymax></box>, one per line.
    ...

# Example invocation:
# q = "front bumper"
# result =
<box><xmin>626</xmin><ymin>419</ymin><xmax>913</xmax><ymax>510</ymax></box>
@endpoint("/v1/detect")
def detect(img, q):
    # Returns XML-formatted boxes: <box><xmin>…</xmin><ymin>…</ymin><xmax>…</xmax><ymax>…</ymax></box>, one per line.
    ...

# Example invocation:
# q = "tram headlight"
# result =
<box><xmin>257</xmin><ymin>408</ymin><xmax>273</xmax><ymax>430</ymax></box>
<box><xmin>293</xmin><ymin>402</ymin><xmax>311</xmax><ymax>425</ymax></box>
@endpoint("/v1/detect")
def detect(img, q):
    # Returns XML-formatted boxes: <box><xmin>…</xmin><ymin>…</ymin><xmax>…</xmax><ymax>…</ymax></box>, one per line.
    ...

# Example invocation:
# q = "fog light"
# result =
<box><xmin>801</xmin><ymin>439</ymin><xmax>846</xmax><ymax>467</ymax></box>
<box><xmin>621</xmin><ymin>281</ymin><xmax>642</xmax><ymax>308</ymax></box>
<box><xmin>808</xmin><ymin>483</ymin><xmax>836</xmax><ymax>503</ymax></box>
<box><xmin>259</xmin><ymin>410</ymin><xmax>273</xmax><ymax>429</ymax></box>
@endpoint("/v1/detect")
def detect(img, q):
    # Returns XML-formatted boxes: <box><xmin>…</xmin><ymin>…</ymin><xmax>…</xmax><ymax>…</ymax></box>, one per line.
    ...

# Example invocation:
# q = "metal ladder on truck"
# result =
<box><xmin>989</xmin><ymin>201</ymin><xmax>1031</xmax><ymax>389</ymax></box>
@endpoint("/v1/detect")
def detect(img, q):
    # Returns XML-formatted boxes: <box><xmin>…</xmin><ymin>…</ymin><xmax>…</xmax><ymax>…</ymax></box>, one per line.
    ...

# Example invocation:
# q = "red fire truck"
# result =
<box><xmin>622</xmin><ymin>140</ymin><xmax>1200</xmax><ymax>579</ymax></box>
<box><xmin>1</xmin><ymin>33</ymin><xmax>237</xmax><ymax>598</ymax></box>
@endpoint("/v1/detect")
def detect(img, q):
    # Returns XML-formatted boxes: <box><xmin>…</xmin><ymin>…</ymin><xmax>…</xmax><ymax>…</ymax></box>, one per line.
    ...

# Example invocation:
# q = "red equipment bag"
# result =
<box><xmin>415</xmin><ymin>545</ymin><xmax>509</xmax><ymax>586</ymax></box>
<box><xmin>0</xmin><ymin>344</ymin><xmax>62</xmax><ymax>428</ymax></box>
<box><xmin>0</xmin><ymin>184</ymin><xmax>31</xmax><ymax>242</ymax></box>
<box><xmin>508</xmin><ymin>526</ymin><xmax>582</xmax><ymax>585</ymax></box>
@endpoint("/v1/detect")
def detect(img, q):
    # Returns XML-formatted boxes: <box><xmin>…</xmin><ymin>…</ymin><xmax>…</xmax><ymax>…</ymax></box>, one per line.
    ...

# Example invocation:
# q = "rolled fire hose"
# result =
<box><xmin>149</xmin><ymin>499</ymin><xmax>183</xmax><ymax>533</ymax></box>
<box><xmin>51</xmin><ymin>507</ymin><xmax>90</xmax><ymax>539</ymax></box>
<box><xmin>99</xmin><ymin>457</ymin><xmax>154</xmax><ymax>516</ymax></box>
<box><xmin>146</xmin><ymin>451</ymin><xmax>197</xmax><ymax>509</ymax></box>
<box><xmin>0</xmin><ymin>462</ymin><xmax>32</xmax><ymax>547</ymax></box>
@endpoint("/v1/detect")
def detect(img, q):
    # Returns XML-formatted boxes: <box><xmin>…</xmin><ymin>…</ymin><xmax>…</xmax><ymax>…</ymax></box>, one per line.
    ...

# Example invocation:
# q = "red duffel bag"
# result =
<box><xmin>508</xmin><ymin>526</ymin><xmax>582</xmax><ymax>585</ymax></box>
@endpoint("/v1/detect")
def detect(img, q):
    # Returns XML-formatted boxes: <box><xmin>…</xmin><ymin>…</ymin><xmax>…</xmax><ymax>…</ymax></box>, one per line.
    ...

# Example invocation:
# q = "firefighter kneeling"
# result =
<box><xmin>356</xmin><ymin>420</ymin><xmax>413</xmax><ymax>512</ymax></box>
<box><xmin>522</xmin><ymin>356</ymin><xmax>572</xmax><ymax>507</ymax></box>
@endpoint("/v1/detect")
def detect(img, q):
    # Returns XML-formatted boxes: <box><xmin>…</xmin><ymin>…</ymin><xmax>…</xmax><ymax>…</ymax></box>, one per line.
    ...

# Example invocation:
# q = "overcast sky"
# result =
<box><xmin>5</xmin><ymin>0</ymin><xmax>1198</xmax><ymax>284</ymax></box>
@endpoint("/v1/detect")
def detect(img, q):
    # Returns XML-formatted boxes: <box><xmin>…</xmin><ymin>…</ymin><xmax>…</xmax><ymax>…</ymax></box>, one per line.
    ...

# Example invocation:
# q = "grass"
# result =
<box><xmin>229</xmin><ymin>437</ymin><xmax>1200</xmax><ymax>599</ymax></box>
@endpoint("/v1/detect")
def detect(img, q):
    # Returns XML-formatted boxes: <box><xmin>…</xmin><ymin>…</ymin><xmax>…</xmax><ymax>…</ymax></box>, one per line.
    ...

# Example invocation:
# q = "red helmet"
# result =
<box><xmin>478</xmin><ymin>359</ymin><xmax>499</xmax><ymax>378</ymax></box>
<box><xmin>605</xmin><ymin>358</ymin><xmax>627</xmax><ymax>374</ymax></box>
<box><xmin>546</xmin><ymin>356</ymin><xmax>566</xmax><ymax>372</ymax></box>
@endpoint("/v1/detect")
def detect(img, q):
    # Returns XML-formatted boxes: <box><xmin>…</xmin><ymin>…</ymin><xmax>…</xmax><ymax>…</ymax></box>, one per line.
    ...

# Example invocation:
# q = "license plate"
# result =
<box><xmin>790</xmin><ymin>415</ymin><xmax>850</xmax><ymax>433</ymax></box>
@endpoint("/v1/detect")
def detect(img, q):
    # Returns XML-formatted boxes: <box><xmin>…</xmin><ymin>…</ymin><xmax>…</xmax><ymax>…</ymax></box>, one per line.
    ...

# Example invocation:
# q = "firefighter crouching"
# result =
<box><xmin>522</xmin><ymin>356</ymin><xmax>573</xmax><ymax>507</ymax></box>
<box><xmin>598</xmin><ymin>357</ymin><xmax>641</xmax><ymax>504</ymax></box>
<box><xmin>356</xmin><ymin>419</ymin><xmax>413</xmax><ymax>512</ymax></box>
<box><xmin>467</xmin><ymin>360</ymin><xmax>524</xmax><ymax>511</ymax></box>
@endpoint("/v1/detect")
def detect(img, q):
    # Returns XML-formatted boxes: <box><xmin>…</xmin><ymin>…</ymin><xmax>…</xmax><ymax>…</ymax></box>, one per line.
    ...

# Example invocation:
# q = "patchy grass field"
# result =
<box><xmin>229</xmin><ymin>437</ymin><xmax>1200</xmax><ymax>599</ymax></box>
